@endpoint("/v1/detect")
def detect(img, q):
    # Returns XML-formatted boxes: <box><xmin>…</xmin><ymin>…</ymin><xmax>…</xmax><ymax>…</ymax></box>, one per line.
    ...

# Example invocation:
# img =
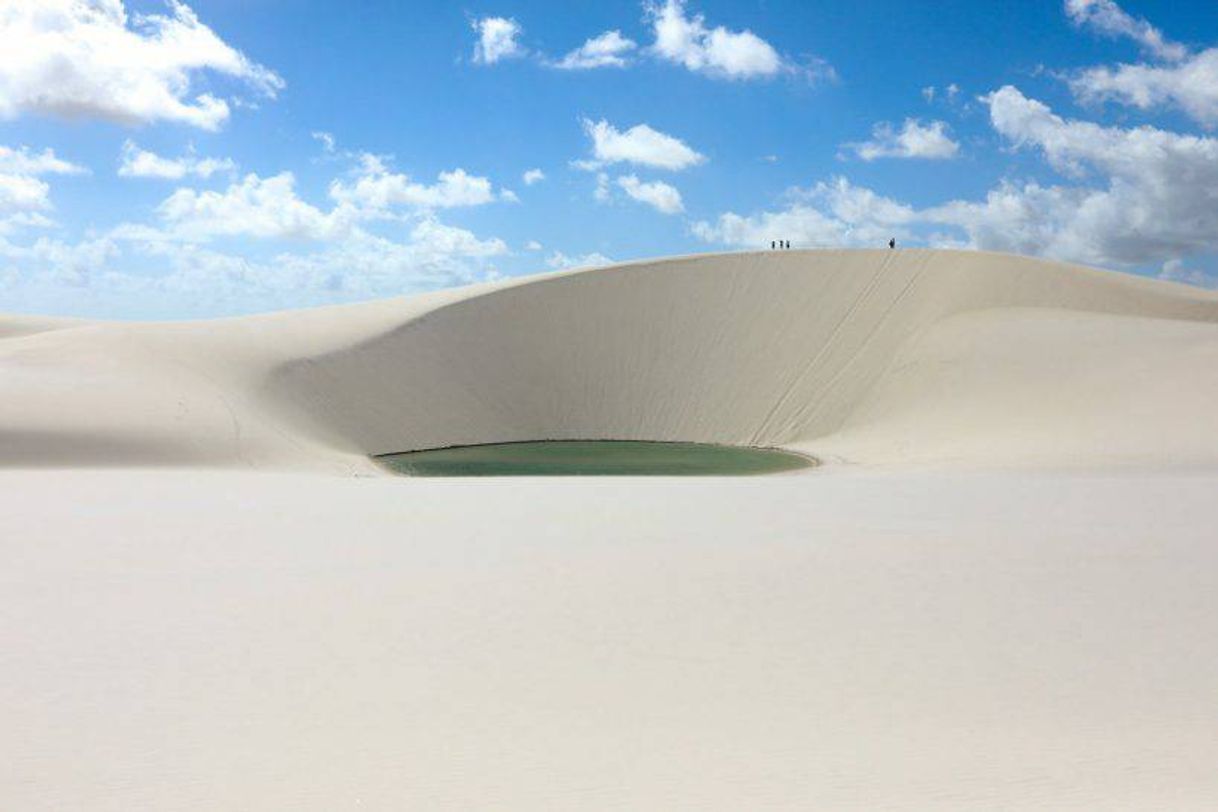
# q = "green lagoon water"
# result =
<box><xmin>378</xmin><ymin>441</ymin><xmax>814</xmax><ymax>477</ymax></box>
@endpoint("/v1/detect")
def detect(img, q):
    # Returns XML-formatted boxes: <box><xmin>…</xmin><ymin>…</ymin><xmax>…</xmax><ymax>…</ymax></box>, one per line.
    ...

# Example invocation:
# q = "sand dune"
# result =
<box><xmin>6</xmin><ymin>250</ymin><xmax>1218</xmax><ymax>808</ymax></box>
<box><xmin>2</xmin><ymin>249</ymin><xmax>1216</xmax><ymax>470</ymax></box>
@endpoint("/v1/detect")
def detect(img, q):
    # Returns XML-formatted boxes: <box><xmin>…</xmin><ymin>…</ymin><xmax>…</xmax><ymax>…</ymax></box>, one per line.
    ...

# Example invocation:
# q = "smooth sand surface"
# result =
<box><xmin>4</xmin><ymin>249</ymin><xmax>1218</xmax><ymax>808</ymax></box>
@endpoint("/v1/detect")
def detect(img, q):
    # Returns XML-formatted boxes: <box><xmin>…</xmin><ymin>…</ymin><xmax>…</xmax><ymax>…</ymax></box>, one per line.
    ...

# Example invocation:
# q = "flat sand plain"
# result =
<box><xmin>3</xmin><ymin>250</ymin><xmax>1218</xmax><ymax>808</ymax></box>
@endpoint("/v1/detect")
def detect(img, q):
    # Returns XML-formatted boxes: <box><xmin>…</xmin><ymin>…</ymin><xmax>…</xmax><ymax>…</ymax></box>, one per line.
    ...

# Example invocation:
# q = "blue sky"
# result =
<box><xmin>1</xmin><ymin>0</ymin><xmax>1217</xmax><ymax>318</ymax></box>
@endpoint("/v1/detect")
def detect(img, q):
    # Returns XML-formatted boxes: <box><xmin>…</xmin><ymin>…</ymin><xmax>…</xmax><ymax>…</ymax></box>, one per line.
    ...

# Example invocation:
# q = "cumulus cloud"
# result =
<box><xmin>580</xmin><ymin>118</ymin><xmax>706</xmax><ymax>171</ymax></box>
<box><xmin>0</xmin><ymin>145</ymin><xmax>86</xmax><ymax>177</ymax></box>
<box><xmin>0</xmin><ymin>174</ymin><xmax>51</xmax><ymax>216</ymax></box>
<box><xmin>546</xmin><ymin>251</ymin><xmax>614</xmax><ymax>270</ymax></box>
<box><xmin>405</xmin><ymin>217</ymin><xmax>507</xmax><ymax>258</ymax></box>
<box><xmin>593</xmin><ymin>171</ymin><xmax>611</xmax><ymax>201</ymax></box>
<box><xmin>472</xmin><ymin>16</ymin><xmax>525</xmax><ymax>64</ymax></box>
<box><xmin>148</xmin><ymin>156</ymin><xmax>505</xmax><ymax>244</ymax></box>
<box><xmin>944</xmin><ymin>85</ymin><xmax>1218</xmax><ymax>265</ymax></box>
<box><xmin>553</xmin><ymin>30</ymin><xmax>637</xmax><ymax>69</ymax></box>
<box><xmin>616</xmin><ymin>175</ymin><xmax>683</xmax><ymax>214</ymax></box>
<box><xmin>155</xmin><ymin>172</ymin><xmax>344</xmax><ymax>242</ymax></box>
<box><xmin>312</xmin><ymin>131</ymin><xmax>337</xmax><ymax>153</ymax></box>
<box><xmin>329</xmin><ymin>156</ymin><xmax>498</xmax><ymax>212</ymax></box>
<box><xmin>118</xmin><ymin>141</ymin><xmax>235</xmax><ymax>180</ymax></box>
<box><xmin>696</xmin><ymin>87</ymin><xmax>1218</xmax><ymax>277</ymax></box>
<box><xmin>1</xmin><ymin>139</ymin><xmax>516</xmax><ymax>317</ymax></box>
<box><xmin>692</xmin><ymin>177</ymin><xmax>914</xmax><ymax>248</ymax></box>
<box><xmin>522</xmin><ymin>168</ymin><xmax>545</xmax><ymax>185</ymax></box>
<box><xmin>1062</xmin><ymin>0</ymin><xmax>1217</xmax><ymax>128</ymax></box>
<box><xmin>645</xmin><ymin>0</ymin><xmax>788</xmax><ymax>79</ymax></box>
<box><xmin>1064</xmin><ymin>0</ymin><xmax>1186</xmax><ymax>62</ymax></box>
<box><xmin>1159</xmin><ymin>258</ymin><xmax>1217</xmax><ymax>289</ymax></box>
<box><xmin>3</xmin><ymin>220</ymin><xmax>508</xmax><ymax>318</ymax></box>
<box><xmin>846</xmin><ymin>119</ymin><xmax>960</xmax><ymax>161</ymax></box>
<box><xmin>469</xmin><ymin>3</ymin><xmax>827</xmax><ymax>81</ymax></box>
<box><xmin>0</xmin><ymin>144</ymin><xmax>85</xmax><ymax>233</ymax></box>
<box><xmin>1070</xmin><ymin>49</ymin><xmax>1218</xmax><ymax>128</ymax></box>
<box><xmin>922</xmin><ymin>84</ymin><xmax>961</xmax><ymax>104</ymax></box>
<box><xmin>0</xmin><ymin>0</ymin><xmax>282</xmax><ymax>130</ymax></box>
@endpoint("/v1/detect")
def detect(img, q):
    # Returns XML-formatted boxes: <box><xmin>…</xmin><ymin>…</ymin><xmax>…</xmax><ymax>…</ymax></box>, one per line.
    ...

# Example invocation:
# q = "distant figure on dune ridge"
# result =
<box><xmin>786</xmin><ymin>240</ymin><xmax>791</xmax><ymax>249</ymax></box>
<box><xmin>888</xmin><ymin>237</ymin><xmax>896</xmax><ymax>249</ymax></box>
<box><xmin>771</xmin><ymin>240</ymin><xmax>776</xmax><ymax>250</ymax></box>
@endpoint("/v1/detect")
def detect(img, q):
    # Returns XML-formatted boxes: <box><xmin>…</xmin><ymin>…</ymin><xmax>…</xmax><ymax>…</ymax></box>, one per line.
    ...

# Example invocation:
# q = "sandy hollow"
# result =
<box><xmin>3</xmin><ymin>249</ymin><xmax>1218</xmax><ymax>808</ymax></box>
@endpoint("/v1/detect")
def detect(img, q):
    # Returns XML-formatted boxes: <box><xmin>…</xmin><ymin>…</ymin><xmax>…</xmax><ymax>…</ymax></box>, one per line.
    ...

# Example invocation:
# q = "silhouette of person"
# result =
<box><xmin>888</xmin><ymin>238</ymin><xmax>896</xmax><ymax>249</ymax></box>
<box><xmin>784</xmin><ymin>240</ymin><xmax>790</xmax><ymax>250</ymax></box>
<box><xmin>771</xmin><ymin>240</ymin><xmax>776</xmax><ymax>250</ymax></box>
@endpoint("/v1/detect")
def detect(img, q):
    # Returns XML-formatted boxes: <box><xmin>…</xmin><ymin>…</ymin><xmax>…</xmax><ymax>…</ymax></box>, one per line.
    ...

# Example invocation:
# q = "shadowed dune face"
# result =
<box><xmin>264</xmin><ymin>250</ymin><xmax>1218</xmax><ymax>461</ymax></box>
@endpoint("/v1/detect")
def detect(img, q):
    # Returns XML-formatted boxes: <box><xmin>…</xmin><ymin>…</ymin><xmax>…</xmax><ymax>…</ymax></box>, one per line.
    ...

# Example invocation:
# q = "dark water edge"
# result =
<box><xmin>377</xmin><ymin>440</ymin><xmax>816</xmax><ymax>477</ymax></box>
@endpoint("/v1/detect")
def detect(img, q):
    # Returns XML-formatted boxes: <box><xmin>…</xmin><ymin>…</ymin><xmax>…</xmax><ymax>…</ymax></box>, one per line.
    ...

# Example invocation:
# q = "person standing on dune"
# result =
<box><xmin>889</xmin><ymin>238</ymin><xmax>896</xmax><ymax>249</ymax></box>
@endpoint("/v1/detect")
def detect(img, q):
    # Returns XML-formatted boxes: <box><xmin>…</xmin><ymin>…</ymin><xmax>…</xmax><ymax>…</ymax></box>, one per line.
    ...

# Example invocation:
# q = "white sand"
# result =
<box><xmin>3</xmin><ymin>249</ymin><xmax>1218</xmax><ymax>808</ymax></box>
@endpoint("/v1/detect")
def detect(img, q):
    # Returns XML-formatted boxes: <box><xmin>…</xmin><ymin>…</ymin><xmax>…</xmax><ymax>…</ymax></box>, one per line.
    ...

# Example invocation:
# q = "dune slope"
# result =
<box><xmin>2</xmin><ymin>249</ymin><xmax>1217</xmax><ymax>470</ymax></box>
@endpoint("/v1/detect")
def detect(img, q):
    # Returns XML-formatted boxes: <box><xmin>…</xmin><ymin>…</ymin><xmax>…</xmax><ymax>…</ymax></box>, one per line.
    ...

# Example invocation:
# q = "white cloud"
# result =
<box><xmin>1062</xmin><ymin>0</ymin><xmax>1218</xmax><ymax>128</ymax></box>
<box><xmin>2</xmin><ymin>220</ymin><xmax>508</xmax><ymax>318</ymax></box>
<box><xmin>553</xmin><ymin>30</ymin><xmax>637</xmax><ymax>69</ymax></box>
<box><xmin>0</xmin><ymin>233</ymin><xmax>119</xmax><ymax>287</ymax></box>
<box><xmin>0</xmin><ymin>174</ymin><xmax>51</xmax><ymax>215</ymax></box>
<box><xmin>546</xmin><ymin>251</ymin><xmax>614</xmax><ymax>270</ymax></box>
<box><xmin>0</xmin><ymin>0</ymin><xmax>282</xmax><ymax>130</ymax></box>
<box><xmin>472</xmin><ymin>16</ymin><xmax>525</xmax><ymax>65</ymax></box>
<box><xmin>312</xmin><ymin>131</ymin><xmax>337</xmax><ymax>153</ymax></box>
<box><xmin>118</xmin><ymin>141</ymin><xmax>235</xmax><ymax>180</ymax></box>
<box><xmin>922</xmin><ymin>84</ymin><xmax>961</xmax><ymax>104</ymax></box>
<box><xmin>985</xmin><ymin>83</ymin><xmax>1218</xmax><ymax>181</ymax></box>
<box><xmin>1159</xmin><ymin>258</ymin><xmax>1217</xmax><ymax>289</ymax></box>
<box><xmin>692</xmin><ymin>177</ymin><xmax>913</xmax><ymax>248</ymax></box>
<box><xmin>581</xmin><ymin>118</ymin><xmax>706</xmax><ymax>171</ymax></box>
<box><xmin>1064</xmin><ymin>0</ymin><xmax>1186</xmax><ymax>62</ymax></box>
<box><xmin>0</xmin><ymin>145</ymin><xmax>86</xmax><ymax>176</ymax></box>
<box><xmin>0</xmin><ymin>211</ymin><xmax>56</xmax><ymax>236</ymax></box>
<box><xmin>942</xmin><ymin>84</ymin><xmax>1218</xmax><ymax>266</ymax></box>
<box><xmin>616</xmin><ymin>175</ymin><xmax>683</xmax><ymax>214</ymax></box>
<box><xmin>593</xmin><ymin>171</ymin><xmax>611</xmax><ymax>201</ymax></box>
<box><xmin>405</xmin><ymin>217</ymin><xmax>507</xmax><ymax>259</ymax></box>
<box><xmin>525</xmin><ymin>240</ymin><xmax>543</xmax><ymax>251</ymax></box>
<box><xmin>329</xmin><ymin>159</ymin><xmax>498</xmax><ymax>213</ymax></box>
<box><xmin>1070</xmin><ymin>49</ymin><xmax>1218</xmax><ymax>128</ymax></box>
<box><xmin>645</xmin><ymin>0</ymin><xmax>787</xmax><ymax>79</ymax></box>
<box><xmin>846</xmin><ymin>119</ymin><xmax>960</xmax><ymax>161</ymax></box>
<box><xmin>0</xmin><ymin>144</ymin><xmax>84</xmax><ymax>233</ymax></box>
<box><xmin>2</xmin><ymin>139</ymin><xmax>516</xmax><ymax>317</ymax></box>
<box><xmin>522</xmin><ymin>168</ymin><xmax>545</xmax><ymax>185</ymax></box>
<box><xmin>144</xmin><ymin>155</ymin><xmax>504</xmax><ymax>244</ymax></box>
<box><xmin>156</xmin><ymin>172</ymin><xmax>344</xmax><ymax>242</ymax></box>
<box><xmin>695</xmin><ymin>86</ymin><xmax>1218</xmax><ymax>276</ymax></box>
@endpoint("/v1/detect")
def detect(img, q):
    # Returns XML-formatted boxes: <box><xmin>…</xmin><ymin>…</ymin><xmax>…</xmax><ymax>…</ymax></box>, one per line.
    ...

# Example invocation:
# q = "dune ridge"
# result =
<box><xmin>2</xmin><ymin>249</ymin><xmax>1217</xmax><ymax>471</ymax></box>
